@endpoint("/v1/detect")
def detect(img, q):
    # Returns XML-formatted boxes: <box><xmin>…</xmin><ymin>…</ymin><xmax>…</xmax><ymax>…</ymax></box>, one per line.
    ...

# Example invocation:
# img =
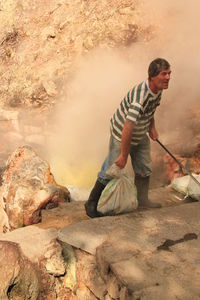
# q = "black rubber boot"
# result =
<box><xmin>85</xmin><ymin>180</ymin><xmax>106</xmax><ymax>218</ymax></box>
<box><xmin>135</xmin><ymin>176</ymin><xmax>161</xmax><ymax>208</ymax></box>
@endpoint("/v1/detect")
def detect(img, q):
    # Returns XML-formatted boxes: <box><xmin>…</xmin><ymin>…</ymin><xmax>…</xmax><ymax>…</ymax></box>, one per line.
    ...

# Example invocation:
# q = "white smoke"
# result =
<box><xmin>47</xmin><ymin>0</ymin><xmax>200</xmax><ymax>188</ymax></box>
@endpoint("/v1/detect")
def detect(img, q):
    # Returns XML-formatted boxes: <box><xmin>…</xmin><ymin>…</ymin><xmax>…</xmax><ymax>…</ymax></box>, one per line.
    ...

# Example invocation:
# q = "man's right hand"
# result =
<box><xmin>115</xmin><ymin>154</ymin><xmax>127</xmax><ymax>169</ymax></box>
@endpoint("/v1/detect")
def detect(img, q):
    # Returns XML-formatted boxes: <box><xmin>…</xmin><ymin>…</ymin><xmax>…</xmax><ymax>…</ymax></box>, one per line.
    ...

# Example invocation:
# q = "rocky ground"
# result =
<box><xmin>0</xmin><ymin>0</ymin><xmax>200</xmax><ymax>299</ymax></box>
<box><xmin>0</xmin><ymin>0</ymin><xmax>152</xmax><ymax>109</ymax></box>
<box><xmin>0</xmin><ymin>191</ymin><xmax>200</xmax><ymax>299</ymax></box>
<box><xmin>0</xmin><ymin>140</ymin><xmax>199</xmax><ymax>299</ymax></box>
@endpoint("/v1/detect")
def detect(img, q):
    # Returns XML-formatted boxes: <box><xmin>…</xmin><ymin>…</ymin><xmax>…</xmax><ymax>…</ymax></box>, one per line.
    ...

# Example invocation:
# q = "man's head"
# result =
<box><xmin>148</xmin><ymin>58</ymin><xmax>171</xmax><ymax>93</ymax></box>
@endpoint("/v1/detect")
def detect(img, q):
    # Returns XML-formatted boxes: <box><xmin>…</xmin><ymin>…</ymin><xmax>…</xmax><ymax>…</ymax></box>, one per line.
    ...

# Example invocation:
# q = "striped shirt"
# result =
<box><xmin>110</xmin><ymin>80</ymin><xmax>162</xmax><ymax>145</ymax></box>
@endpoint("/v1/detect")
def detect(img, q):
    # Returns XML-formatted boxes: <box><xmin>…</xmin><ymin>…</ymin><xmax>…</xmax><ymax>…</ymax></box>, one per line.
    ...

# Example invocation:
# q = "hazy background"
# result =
<box><xmin>47</xmin><ymin>0</ymin><xmax>200</xmax><ymax>188</ymax></box>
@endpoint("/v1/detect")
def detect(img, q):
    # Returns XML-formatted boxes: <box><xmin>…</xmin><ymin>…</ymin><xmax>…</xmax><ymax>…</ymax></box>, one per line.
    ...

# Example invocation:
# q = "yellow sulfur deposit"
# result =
<box><xmin>50</xmin><ymin>158</ymin><xmax>99</xmax><ymax>188</ymax></box>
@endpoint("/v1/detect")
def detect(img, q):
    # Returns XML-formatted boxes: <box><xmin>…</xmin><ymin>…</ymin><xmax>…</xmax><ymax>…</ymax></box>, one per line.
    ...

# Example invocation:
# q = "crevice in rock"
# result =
<box><xmin>85</xmin><ymin>285</ymin><xmax>101</xmax><ymax>300</ymax></box>
<box><xmin>7</xmin><ymin>283</ymin><xmax>16</xmax><ymax>298</ymax></box>
<box><xmin>157</xmin><ymin>233</ymin><xmax>198</xmax><ymax>251</ymax></box>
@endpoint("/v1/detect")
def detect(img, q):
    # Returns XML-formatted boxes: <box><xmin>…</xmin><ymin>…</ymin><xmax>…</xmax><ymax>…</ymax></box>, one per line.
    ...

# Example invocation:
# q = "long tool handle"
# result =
<box><xmin>156</xmin><ymin>138</ymin><xmax>200</xmax><ymax>189</ymax></box>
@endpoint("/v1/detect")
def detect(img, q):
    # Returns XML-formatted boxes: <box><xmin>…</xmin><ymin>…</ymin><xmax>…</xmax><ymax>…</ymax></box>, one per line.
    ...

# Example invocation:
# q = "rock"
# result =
<box><xmin>75</xmin><ymin>287</ymin><xmax>97</xmax><ymax>300</ymax></box>
<box><xmin>106</xmin><ymin>276</ymin><xmax>120</xmax><ymax>299</ymax></box>
<box><xmin>83</xmin><ymin>36</ymin><xmax>94</xmax><ymax>50</ymax></box>
<box><xmin>0</xmin><ymin>225</ymin><xmax>72</xmax><ymax>299</ymax></box>
<box><xmin>0</xmin><ymin>225</ymin><xmax>58</xmax><ymax>262</ymax></box>
<box><xmin>42</xmin><ymin>80</ymin><xmax>57</xmax><ymax>97</ymax></box>
<box><xmin>60</xmin><ymin>243</ymin><xmax>77</xmax><ymax>290</ymax></box>
<box><xmin>41</xmin><ymin>26</ymin><xmax>56</xmax><ymax>40</ymax></box>
<box><xmin>0</xmin><ymin>240</ymin><xmax>39</xmax><ymax>300</ymax></box>
<box><xmin>42</xmin><ymin>239</ymin><xmax>65</xmax><ymax>276</ymax></box>
<box><xmin>0</xmin><ymin>195</ymin><xmax>10</xmax><ymax>232</ymax></box>
<box><xmin>104</xmin><ymin>294</ymin><xmax>112</xmax><ymax>300</ymax></box>
<box><xmin>75</xmin><ymin>249</ymin><xmax>107</xmax><ymax>300</ymax></box>
<box><xmin>0</xmin><ymin>145</ymin><xmax>70</xmax><ymax>230</ymax></box>
<box><xmin>119</xmin><ymin>7</ymin><xmax>134</xmax><ymax>15</ymax></box>
<box><xmin>73</xmin><ymin>36</ymin><xmax>83</xmax><ymax>54</ymax></box>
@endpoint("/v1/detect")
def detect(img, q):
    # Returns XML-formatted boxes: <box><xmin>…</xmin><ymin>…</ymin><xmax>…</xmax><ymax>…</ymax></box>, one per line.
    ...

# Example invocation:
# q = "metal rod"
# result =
<box><xmin>156</xmin><ymin>138</ymin><xmax>200</xmax><ymax>189</ymax></box>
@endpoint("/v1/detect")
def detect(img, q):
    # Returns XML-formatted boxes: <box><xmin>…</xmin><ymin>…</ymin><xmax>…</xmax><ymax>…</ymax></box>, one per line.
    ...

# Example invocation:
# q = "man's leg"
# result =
<box><xmin>130</xmin><ymin>135</ymin><xmax>161</xmax><ymax>208</ymax></box>
<box><xmin>84</xmin><ymin>180</ymin><xmax>106</xmax><ymax>218</ymax></box>
<box><xmin>85</xmin><ymin>135</ymin><xmax>121</xmax><ymax>218</ymax></box>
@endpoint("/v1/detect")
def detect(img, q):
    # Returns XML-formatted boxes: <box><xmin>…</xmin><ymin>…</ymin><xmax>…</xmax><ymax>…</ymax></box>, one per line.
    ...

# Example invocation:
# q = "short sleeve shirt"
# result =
<box><xmin>110</xmin><ymin>80</ymin><xmax>162</xmax><ymax>145</ymax></box>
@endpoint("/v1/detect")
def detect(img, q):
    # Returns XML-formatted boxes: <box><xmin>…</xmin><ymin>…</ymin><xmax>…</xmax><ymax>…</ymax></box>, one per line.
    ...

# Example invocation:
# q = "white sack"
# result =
<box><xmin>171</xmin><ymin>175</ymin><xmax>190</xmax><ymax>195</ymax></box>
<box><xmin>98</xmin><ymin>164</ymin><xmax>138</xmax><ymax>215</ymax></box>
<box><xmin>188</xmin><ymin>174</ymin><xmax>200</xmax><ymax>200</ymax></box>
<box><xmin>172</xmin><ymin>174</ymin><xmax>200</xmax><ymax>200</ymax></box>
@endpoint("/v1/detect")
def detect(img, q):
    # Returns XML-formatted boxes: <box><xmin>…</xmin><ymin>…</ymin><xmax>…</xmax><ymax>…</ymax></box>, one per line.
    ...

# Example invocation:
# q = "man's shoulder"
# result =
<box><xmin>132</xmin><ymin>79</ymin><xmax>147</xmax><ymax>89</ymax></box>
<box><xmin>129</xmin><ymin>80</ymin><xmax>147</xmax><ymax>96</ymax></box>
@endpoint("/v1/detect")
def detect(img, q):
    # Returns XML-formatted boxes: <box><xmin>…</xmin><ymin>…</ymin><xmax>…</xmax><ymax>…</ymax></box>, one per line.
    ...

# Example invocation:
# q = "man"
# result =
<box><xmin>85</xmin><ymin>58</ymin><xmax>171</xmax><ymax>218</ymax></box>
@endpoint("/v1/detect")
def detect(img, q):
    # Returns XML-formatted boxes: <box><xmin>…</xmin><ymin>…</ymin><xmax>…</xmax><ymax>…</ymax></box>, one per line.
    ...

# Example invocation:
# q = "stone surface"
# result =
<box><xmin>0</xmin><ymin>145</ymin><xmax>70</xmax><ymax>230</ymax></box>
<box><xmin>58</xmin><ymin>218</ymin><xmax>110</xmax><ymax>255</ymax></box>
<box><xmin>49</xmin><ymin>187</ymin><xmax>184</xmax><ymax>254</ymax></box>
<box><xmin>59</xmin><ymin>202</ymin><xmax>200</xmax><ymax>299</ymax></box>
<box><xmin>0</xmin><ymin>226</ymin><xmax>58</xmax><ymax>262</ymax></box>
<box><xmin>149</xmin><ymin>185</ymin><xmax>185</xmax><ymax>206</ymax></box>
<box><xmin>38</xmin><ymin>201</ymin><xmax>88</xmax><ymax>230</ymax></box>
<box><xmin>0</xmin><ymin>189</ymin><xmax>200</xmax><ymax>299</ymax></box>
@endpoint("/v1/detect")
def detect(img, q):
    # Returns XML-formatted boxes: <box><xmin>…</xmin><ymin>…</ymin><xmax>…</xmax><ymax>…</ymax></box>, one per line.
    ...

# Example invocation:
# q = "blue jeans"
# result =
<box><xmin>98</xmin><ymin>134</ymin><xmax>152</xmax><ymax>185</ymax></box>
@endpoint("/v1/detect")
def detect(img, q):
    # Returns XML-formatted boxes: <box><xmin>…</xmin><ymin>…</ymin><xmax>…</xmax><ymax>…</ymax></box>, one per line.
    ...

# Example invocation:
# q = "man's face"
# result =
<box><xmin>151</xmin><ymin>68</ymin><xmax>171</xmax><ymax>92</ymax></box>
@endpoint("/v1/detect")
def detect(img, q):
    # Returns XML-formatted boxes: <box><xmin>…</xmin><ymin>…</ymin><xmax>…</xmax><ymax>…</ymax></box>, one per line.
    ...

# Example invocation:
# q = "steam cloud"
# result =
<box><xmin>48</xmin><ymin>0</ymin><xmax>200</xmax><ymax>188</ymax></box>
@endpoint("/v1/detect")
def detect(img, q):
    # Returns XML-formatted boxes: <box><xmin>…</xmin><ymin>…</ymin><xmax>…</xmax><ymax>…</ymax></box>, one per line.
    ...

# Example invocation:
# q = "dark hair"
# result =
<box><xmin>148</xmin><ymin>58</ymin><xmax>170</xmax><ymax>79</ymax></box>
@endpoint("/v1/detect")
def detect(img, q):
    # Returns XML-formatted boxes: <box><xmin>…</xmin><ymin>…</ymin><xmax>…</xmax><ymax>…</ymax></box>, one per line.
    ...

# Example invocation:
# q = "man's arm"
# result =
<box><xmin>115</xmin><ymin>119</ymin><xmax>134</xmax><ymax>169</ymax></box>
<box><xmin>149</xmin><ymin>117</ymin><xmax>159</xmax><ymax>141</ymax></box>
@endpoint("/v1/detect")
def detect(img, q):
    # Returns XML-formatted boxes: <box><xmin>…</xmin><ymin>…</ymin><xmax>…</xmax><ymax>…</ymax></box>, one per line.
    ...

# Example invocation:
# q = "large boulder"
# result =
<box><xmin>0</xmin><ymin>145</ymin><xmax>70</xmax><ymax>230</ymax></box>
